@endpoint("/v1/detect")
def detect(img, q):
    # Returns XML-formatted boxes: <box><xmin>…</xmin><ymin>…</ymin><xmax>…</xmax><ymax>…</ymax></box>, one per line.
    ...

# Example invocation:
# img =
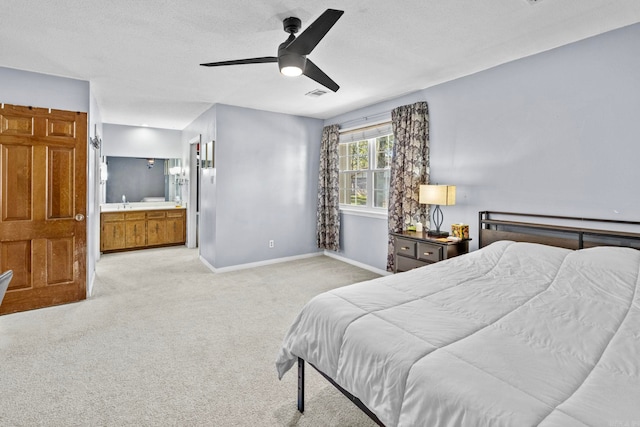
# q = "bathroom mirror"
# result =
<box><xmin>104</xmin><ymin>156</ymin><xmax>182</xmax><ymax>203</ymax></box>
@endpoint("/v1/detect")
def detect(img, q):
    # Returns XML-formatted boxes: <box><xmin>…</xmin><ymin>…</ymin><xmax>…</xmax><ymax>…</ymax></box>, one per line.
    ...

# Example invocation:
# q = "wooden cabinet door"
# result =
<box><xmin>147</xmin><ymin>219</ymin><xmax>166</xmax><ymax>246</ymax></box>
<box><xmin>125</xmin><ymin>220</ymin><xmax>146</xmax><ymax>247</ymax></box>
<box><xmin>166</xmin><ymin>211</ymin><xmax>185</xmax><ymax>244</ymax></box>
<box><xmin>101</xmin><ymin>213</ymin><xmax>126</xmax><ymax>251</ymax></box>
<box><xmin>101</xmin><ymin>221</ymin><xmax>126</xmax><ymax>251</ymax></box>
<box><xmin>0</xmin><ymin>104</ymin><xmax>87</xmax><ymax>314</ymax></box>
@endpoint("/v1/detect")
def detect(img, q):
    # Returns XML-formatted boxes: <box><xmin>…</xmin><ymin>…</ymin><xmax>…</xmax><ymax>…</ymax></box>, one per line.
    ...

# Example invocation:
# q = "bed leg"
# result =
<box><xmin>297</xmin><ymin>357</ymin><xmax>305</xmax><ymax>413</ymax></box>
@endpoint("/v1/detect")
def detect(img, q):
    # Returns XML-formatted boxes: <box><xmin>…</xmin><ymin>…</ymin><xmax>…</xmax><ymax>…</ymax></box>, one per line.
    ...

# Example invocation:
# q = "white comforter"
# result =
<box><xmin>276</xmin><ymin>241</ymin><xmax>640</xmax><ymax>427</ymax></box>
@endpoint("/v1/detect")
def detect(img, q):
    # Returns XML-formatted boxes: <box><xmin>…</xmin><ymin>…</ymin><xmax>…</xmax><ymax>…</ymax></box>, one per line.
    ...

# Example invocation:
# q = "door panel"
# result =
<box><xmin>2</xmin><ymin>145</ymin><xmax>33</xmax><ymax>221</ymax></box>
<box><xmin>49</xmin><ymin>148</ymin><xmax>75</xmax><ymax>219</ymax></box>
<box><xmin>0</xmin><ymin>240</ymin><xmax>31</xmax><ymax>290</ymax></box>
<box><xmin>0</xmin><ymin>103</ymin><xmax>86</xmax><ymax>314</ymax></box>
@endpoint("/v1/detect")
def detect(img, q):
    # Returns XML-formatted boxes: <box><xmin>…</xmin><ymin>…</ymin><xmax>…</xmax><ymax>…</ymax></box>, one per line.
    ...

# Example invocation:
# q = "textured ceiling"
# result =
<box><xmin>1</xmin><ymin>0</ymin><xmax>639</xmax><ymax>129</ymax></box>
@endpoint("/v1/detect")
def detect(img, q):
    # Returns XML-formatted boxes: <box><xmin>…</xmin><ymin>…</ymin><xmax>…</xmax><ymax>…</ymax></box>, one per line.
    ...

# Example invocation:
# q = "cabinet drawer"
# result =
<box><xmin>396</xmin><ymin>256</ymin><xmax>428</xmax><ymax>272</ymax></box>
<box><xmin>166</xmin><ymin>210</ymin><xmax>184</xmax><ymax>218</ymax></box>
<box><xmin>395</xmin><ymin>238</ymin><xmax>416</xmax><ymax>258</ymax></box>
<box><xmin>146</xmin><ymin>211</ymin><xmax>166</xmax><ymax>219</ymax></box>
<box><xmin>125</xmin><ymin>212</ymin><xmax>146</xmax><ymax>220</ymax></box>
<box><xmin>102</xmin><ymin>212</ymin><xmax>124</xmax><ymax>222</ymax></box>
<box><xmin>417</xmin><ymin>242</ymin><xmax>442</xmax><ymax>262</ymax></box>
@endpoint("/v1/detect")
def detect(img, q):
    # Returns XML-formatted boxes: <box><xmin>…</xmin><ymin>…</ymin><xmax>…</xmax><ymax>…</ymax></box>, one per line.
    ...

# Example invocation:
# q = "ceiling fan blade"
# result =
<box><xmin>200</xmin><ymin>57</ymin><xmax>277</xmax><ymax>67</ymax></box>
<box><xmin>303</xmin><ymin>59</ymin><xmax>339</xmax><ymax>92</ymax></box>
<box><xmin>286</xmin><ymin>9</ymin><xmax>344</xmax><ymax>55</ymax></box>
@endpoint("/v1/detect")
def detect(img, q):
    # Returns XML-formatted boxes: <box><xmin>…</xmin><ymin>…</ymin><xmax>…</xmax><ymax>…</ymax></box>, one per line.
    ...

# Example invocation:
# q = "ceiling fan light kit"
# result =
<box><xmin>200</xmin><ymin>9</ymin><xmax>344</xmax><ymax>92</ymax></box>
<box><xmin>278</xmin><ymin>34</ymin><xmax>306</xmax><ymax>76</ymax></box>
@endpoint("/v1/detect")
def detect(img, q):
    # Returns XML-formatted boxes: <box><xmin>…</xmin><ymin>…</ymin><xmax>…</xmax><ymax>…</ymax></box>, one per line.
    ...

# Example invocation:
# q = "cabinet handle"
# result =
<box><xmin>423</xmin><ymin>252</ymin><xmax>432</xmax><ymax>256</ymax></box>
<box><xmin>401</xmin><ymin>246</ymin><xmax>410</xmax><ymax>250</ymax></box>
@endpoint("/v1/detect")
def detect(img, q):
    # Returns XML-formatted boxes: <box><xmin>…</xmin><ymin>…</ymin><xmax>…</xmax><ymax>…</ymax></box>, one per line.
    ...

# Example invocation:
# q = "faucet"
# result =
<box><xmin>122</xmin><ymin>194</ymin><xmax>129</xmax><ymax>209</ymax></box>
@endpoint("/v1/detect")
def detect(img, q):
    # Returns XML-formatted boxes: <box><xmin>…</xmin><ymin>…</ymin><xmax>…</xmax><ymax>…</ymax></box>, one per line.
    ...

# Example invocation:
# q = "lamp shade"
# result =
<box><xmin>419</xmin><ymin>185</ymin><xmax>456</xmax><ymax>206</ymax></box>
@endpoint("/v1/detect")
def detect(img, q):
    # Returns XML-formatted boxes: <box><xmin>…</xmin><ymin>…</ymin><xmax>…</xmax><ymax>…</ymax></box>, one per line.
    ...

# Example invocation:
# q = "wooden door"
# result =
<box><xmin>0</xmin><ymin>104</ymin><xmax>87</xmax><ymax>315</ymax></box>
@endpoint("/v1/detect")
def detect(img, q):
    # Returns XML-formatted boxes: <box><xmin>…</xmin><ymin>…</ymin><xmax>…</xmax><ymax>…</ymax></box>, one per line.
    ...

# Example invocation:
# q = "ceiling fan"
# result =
<box><xmin>200</xmin><ymin>9</ymin><xmax>344</xmax><ymax>92</ymax></box>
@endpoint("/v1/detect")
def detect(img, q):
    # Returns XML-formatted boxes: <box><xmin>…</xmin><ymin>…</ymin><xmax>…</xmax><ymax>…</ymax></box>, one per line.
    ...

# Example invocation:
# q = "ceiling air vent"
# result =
<box><xmin>305</xmin><ymin>89</ymin><xmax>328</xmax><ymax>98</ymax></box>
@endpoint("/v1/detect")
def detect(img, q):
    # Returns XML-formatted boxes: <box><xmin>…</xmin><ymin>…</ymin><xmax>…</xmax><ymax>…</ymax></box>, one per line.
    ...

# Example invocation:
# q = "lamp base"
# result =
<box><xmin>427</xmin><ymin>230</ymin><xmax>449</xmax><ymax>238</ymax></box>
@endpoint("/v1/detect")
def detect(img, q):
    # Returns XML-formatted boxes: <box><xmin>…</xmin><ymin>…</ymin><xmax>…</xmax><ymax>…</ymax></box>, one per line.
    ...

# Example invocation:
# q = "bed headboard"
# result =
<box><xmin>479</xmin><ymin>211</ymin><xmax>640</xmax><ymax>250</ymax></box>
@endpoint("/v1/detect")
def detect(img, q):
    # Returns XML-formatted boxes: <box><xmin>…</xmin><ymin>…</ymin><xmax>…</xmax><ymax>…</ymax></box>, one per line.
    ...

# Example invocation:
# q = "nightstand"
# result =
<box><xmin>391</xmin><ymin>231</ymin><xmax>470</xmax><ymax>273</ymax></box>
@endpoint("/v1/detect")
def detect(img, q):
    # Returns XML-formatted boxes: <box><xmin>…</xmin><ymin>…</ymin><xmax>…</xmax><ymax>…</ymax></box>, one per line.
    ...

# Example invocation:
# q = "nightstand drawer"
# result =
<box><xmin>396</xmin><ymin>256</ymin><xmax>428</xmax><ymax>272</ymax></box>
<box><xmin>395</xmin><ymin>238</ymin><xmax>416</xmax><ymax>258</ymax></box>
<box><xmin>417</xmin><ymin>242</ymin><xmax>442</xmax><ymax>262</ymax></box>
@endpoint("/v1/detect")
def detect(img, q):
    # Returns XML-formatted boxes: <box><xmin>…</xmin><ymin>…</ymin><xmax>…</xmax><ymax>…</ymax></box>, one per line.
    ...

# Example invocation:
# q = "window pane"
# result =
<box><xmin>373</xmin><ymin>170</ymin><xmax>390</xmax><ymax>189</ymax></box>
<box><xmin>339</xmin><ymin>172</ymin><xmax>367</xmax><ymax>206</ymax></box>
<box><xmin>354</xmin><ymin>172</ymin><xmax>367</xmax><ymax>205</ymax></box>
<box><xmin>375</xmin><ymin>135</ymin><xmax>394</xmax><ymax>169</ymax></box>
<box><xmin>349</xmin><ymin>142</ymin><xmax>359</xmax><ymax>170</ymax></box>
<box><xmin>357</xmin><ymin>141</ymin><xmax>369</xmax><ymax>170</ymax></box>
<box><xmin>373</xmin><ymin>170</ymin><xmax>390</xmax><ymax>208</ymax></box>
<box><xmin>339</xmin><ymin>173</ymin><xmax>347</xmax><ymax>204</ymax></box>
<box><xmin>343</xmin><ymin>172</ymin><xmax>356</xmax><ymax>206</ymax></box>
<box><xmin>339</xmin><ymin>143</ymin><xmax>348</xmax><ymax>171</ymax></box>
<box><xmin>374</xmin><ymin>190</ymin><xmax>388</xmax><ymax>208</ymax></box>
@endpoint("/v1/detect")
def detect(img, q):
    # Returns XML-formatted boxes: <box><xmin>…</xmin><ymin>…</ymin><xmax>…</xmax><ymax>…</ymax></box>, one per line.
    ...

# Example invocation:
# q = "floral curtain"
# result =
<box><xmin>316</xmin><ymin>124</ymin><xmax>341</xmax><ymax>251</ymax></box>
<box><xmin>387</xmin><ymin>102</ymin><xmax>430</xmax><ymax>271</ymax></box>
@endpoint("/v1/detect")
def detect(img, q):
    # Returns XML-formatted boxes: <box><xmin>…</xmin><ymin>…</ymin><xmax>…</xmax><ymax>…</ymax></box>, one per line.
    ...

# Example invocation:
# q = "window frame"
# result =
<box><xmin>338</xmin><ymin>123</ymin><xmax>394</xmax><ymax>217</ymax></box>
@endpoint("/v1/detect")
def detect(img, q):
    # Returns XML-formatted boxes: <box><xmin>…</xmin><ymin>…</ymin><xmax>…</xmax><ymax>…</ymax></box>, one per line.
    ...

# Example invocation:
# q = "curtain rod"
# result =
<box><xmin>339</xmin><ymin>119</ymin><xmax>392</xmax><ymax>135</ymax></box>
<box><xmin>337</xmin><ymin>111</ymin><xmax>391</xmax><ymax>130</ymax></box>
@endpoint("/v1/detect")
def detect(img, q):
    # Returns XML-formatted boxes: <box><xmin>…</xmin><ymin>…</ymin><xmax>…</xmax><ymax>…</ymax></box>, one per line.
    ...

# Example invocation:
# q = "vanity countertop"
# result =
<box><xmin>100</xmin><ymin>202</ymin><xmax>186</xmax><ymax>212</ymax></box>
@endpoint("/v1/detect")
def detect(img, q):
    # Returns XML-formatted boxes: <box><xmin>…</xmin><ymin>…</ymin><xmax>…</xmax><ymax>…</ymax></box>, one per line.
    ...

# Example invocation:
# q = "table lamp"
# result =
<box><xmin>419</xmin><ymin>184</ymin><xmax>456</xmax><ymax>237</ymax></box>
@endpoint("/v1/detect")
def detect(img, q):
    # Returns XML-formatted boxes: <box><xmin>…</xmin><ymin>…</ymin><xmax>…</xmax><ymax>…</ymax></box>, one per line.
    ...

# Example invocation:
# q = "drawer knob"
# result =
<box><xmin>401</xmin><ymin>246</ymin><xmax>410</xmax><ymax>250</ymax></box>
<box><xmin>423</xmin><ymin>252</ymin><xmax>432</xmax><ymax>256</ymax></box>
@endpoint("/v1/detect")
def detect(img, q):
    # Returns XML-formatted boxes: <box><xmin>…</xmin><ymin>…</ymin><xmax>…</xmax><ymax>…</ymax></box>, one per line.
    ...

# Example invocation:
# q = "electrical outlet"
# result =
<box><xmin>269</xmin><ymin>240</ymin><xmax>274</xmax><ymax>248</ymax></box>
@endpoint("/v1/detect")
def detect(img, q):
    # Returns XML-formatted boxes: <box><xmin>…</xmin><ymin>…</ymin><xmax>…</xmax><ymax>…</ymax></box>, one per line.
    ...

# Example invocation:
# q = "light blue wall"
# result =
<box><xmin>0</xmin><ymin>67</ymin><xmax>90</xmax><ymax>112</ymax></box>
<box><xmin>213</xmin><ymin>104</ymin><xmax>323</xmax><ymax>268</ymax></box>
<box><xmin>102</xmin><ymin>123</ymin><xmax>182</xmax><ymax>158</ymax></box>
<box><xmin>427</xmin><ymin>22</ymin><xmax>640</xmax><ymax>250</ymax></box>
<box><xmin>182</xmin><ymin>103</ymin><xmax>323</xmax><ymax>269</ymax></box>
<box><xmin>326</xmin><ymin>22</ymin><xmax>640</xmax><ymax>268</ymax></box>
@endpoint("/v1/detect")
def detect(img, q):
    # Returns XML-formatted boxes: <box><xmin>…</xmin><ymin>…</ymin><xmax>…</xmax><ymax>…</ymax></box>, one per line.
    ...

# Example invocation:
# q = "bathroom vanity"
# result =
<box><xmin>100</xmin><ymin>203</ymin><xmax>186</xmax><ymax>253</ymax></box>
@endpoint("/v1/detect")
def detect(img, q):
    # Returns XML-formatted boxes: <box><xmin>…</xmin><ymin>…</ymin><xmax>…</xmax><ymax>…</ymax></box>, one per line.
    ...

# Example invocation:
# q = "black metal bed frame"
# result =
<box><xmin>478</xmin><ymin>211</ymin><xmax>640</xmax><ymax>249</ymax></box>
<box><xmin>297</xmin><ymin>357</ymin><xmax>385</xmax><ymax>426</ymax></box>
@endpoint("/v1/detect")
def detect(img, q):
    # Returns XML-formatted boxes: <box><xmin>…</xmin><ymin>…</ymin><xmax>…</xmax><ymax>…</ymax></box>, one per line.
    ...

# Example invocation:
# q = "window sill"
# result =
<box><xmin>339</xmin><ymin>207</ymin><xmax>388</xmax><ymax>219</ymax></box>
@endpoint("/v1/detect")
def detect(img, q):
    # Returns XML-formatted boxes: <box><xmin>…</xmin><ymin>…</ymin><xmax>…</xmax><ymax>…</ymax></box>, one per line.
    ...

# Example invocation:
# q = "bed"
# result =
<box><xmin>276</xmin><ymin>211</ymin><xmax>640</xmax><ymax>426</ymax></box>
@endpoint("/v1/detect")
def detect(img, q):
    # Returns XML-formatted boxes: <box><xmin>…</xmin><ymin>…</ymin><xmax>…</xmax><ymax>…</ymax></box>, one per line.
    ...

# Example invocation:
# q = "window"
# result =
<box><xmin>338</xmin><ymin>123</ymin><xmax>394</xmax><ymax>210</ymax></box>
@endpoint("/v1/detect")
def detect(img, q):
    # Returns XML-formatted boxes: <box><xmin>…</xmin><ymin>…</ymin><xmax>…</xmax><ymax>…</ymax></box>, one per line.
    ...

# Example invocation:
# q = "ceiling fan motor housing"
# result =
<box><xmin>283</xmin><ymin>17</ymin><xmax>301</xmax><ymax>34</ymax></box>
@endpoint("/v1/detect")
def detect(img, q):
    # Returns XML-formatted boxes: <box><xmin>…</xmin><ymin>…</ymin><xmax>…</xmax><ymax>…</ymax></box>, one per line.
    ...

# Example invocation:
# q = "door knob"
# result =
<box><xmin>75</xmin><ymin>213</ymin><xmax>85</xmax><ymax>221</ymax></box>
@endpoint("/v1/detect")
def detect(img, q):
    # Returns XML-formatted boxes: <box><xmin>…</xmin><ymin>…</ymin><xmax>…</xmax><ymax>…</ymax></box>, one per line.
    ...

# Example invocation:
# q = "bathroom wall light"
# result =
<box><xmin>100</xmin><ymin>161</ymin><xmax>108</xmax><ymax>182</ymax></box>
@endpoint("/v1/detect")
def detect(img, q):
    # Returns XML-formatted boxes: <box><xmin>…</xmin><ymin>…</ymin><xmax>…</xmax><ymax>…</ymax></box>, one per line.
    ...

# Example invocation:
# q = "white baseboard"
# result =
<box><xmin>87</xmin><ymin>270</ymin><xmax>96</xmax><ymax>298</ymax></box>
<box><xmin>199</xmin><ymin>252</ymin><xmax>324</xmax><ymax>273</ymax></box>
<box><xmin>198</xmin><ymin>250</ymin><xmax>390</xmax><ymax>276</ymax></box>
<box><xmin>199</xmin><ymin>255</ymin><xmax>216</xmax><ymax>272</ymax></box>
<box><xmin>323</xmin><ymin>251</ymin><xmax>391</xmax><ymax>276</ymax></box>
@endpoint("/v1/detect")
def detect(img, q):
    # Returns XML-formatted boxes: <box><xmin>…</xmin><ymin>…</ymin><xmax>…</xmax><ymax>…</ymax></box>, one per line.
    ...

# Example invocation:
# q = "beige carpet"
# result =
<box><xmin>0</xmin><ymin>247</ymin><xmax>381</xmax><ymax>426</ymax></box>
